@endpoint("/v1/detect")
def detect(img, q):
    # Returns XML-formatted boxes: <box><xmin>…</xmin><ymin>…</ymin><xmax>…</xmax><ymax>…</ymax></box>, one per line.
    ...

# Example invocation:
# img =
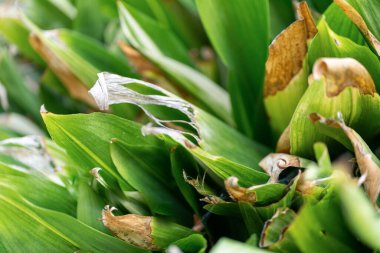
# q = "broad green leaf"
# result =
<box><xmin>118</xmin><ymin>1</ymin><xmax>193</xmax><ymax>66</ymax></box>
<box><xmin>0</xmin><ymin>17</ymin><xmax>44</xmax><ymax>65</ymax></box>
<box><xmin>196</xmin><ymin>0</ymin><xmax>270</xmax><ymax>142</ymax></box>
<box><xmin>77</xmin><ymin>178</ymin><xmax>108</xmax><ymax>233</ymax></box>
<box><xmin>73</xmin><ymin>0</ymin><xmax>106</xmax><ymax>41</ymax></box>
<box><xmin>22</xmin><ymin>0</ymin><xmax>75</xmax><ymax>29</ymax></box>
<box><xmin>309</xmin><ymin>0</ymin><xmax>332</xmax><ymax>12</ymax></box>
<box><xmin>269</xmin><ymin>0</ymin><xmax>295</xmax><ymax>39</ymax></box>
<box><xmin>171</xmin><ymin>234</ymin><xmax>207</xmax><ymax>253</ymax></box>
<box><xmin>110</xmin><ymin>138</ymin><xmax>192</xmax><ymax>223</ymax></box>
<box><xmin>0</xmin><ymin>162</ymin><xmax>76</xmax><ymax>216</ymax></box>
<box><xmin>210</xmin><ymin>238</ymin><xmax>271</xmax><ymax>253</ymax></box>
<box><xmin>308</xmin><ymin>19</ymin><xmax>380</xmax><ymax>90</ymax></box>
<box><xmin>0</xmin><ymin>50</ymin><xmax>41</xmax><ymax>123</ymax></box>
<box><xmin>0</xmin><ymin>187</ymin><xmax>148</xmax><ymax>253</ymax></box>
<box><xmin>42</xmin><ymin>112</ymin><xmax>147</xmax><ymax>188</ymax></box>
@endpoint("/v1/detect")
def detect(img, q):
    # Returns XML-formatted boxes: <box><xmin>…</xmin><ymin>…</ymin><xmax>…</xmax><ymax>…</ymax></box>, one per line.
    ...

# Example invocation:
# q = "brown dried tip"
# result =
<box><xmin>224</xmin><ymin>177</ymin><xmax>256</xmax><ymax>203</ymax></box>
<box><xmin>313</xmin><ymin>58</ymin><xmax>376</xmax><ymax>97</ymax></box>
<box><xmin>335</xmin><ymin>0</ymin><xmax>380</xmax><ymax>55</ymax></box>
<box><xmin>29</xmin><ymin>32</ymin><xmax>96</xmax><ymax>107</ymax></box>
<box><xmin>264</xmin><ymin>2</ymin><xmax>316</xmax><ymax>97</ymax></box>
<box><xmin>297</xmin><ymin>1</ymin><xmax>318</xmax><ymax>39</ymax></box>
<box><xmin>276</xmin><ymin>126</ymin><xmax>291</xmax><ymax>153</ymax></box>
<box><xmin>102</xmin><ymin>205</ymin><xmax>158</xmax><ymax>250</ymax></box>
<box><xmin>118</xmin><ymin>42</ymin><xmax>162</xmax><ymax>77</ymax></box>
<box><xmin>259</xmin><ymin>153</ymin><xmax>300</xmax><ymax>183</ymax></box>
<box><xmin>310</xmin><ymin>113</ymin><xmax>380</xmax><ymax>205</ymax></box>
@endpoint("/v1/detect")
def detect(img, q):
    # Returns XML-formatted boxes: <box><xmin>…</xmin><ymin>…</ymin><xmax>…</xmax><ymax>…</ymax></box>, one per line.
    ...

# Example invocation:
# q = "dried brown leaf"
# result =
<box><xmin>264</xmin><ymin>2</ymin><xmax>316</xmax><ymax>97</ymax></box>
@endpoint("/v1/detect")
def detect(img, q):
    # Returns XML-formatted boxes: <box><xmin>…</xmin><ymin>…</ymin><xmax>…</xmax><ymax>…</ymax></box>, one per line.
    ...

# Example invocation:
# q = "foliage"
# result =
<box><xmin>0</xmin><ymin>0</ymin><xmax>380</xmax><ymax>252</ymax></box>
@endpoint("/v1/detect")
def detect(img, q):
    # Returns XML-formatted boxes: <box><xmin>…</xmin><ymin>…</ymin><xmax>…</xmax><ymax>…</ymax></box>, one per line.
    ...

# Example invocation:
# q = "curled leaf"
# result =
<box><xmin>313</xmin><ymin>57</ymin><xmax>375</xmax><ymax>96</ymax></box>
<box><xmin>310</xmin><ymin>113</ymin><xmax>380</xmax><ymax>205</ymax></box>
<box><xmin>259</xmin><ymin>154</ymin><xmax>301</xmax><ymax>183</ymax></box>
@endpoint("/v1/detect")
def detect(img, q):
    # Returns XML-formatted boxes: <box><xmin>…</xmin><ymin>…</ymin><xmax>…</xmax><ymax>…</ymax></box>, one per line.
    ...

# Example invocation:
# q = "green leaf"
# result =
<box><xmin>170</xmin><ymin>145</ymin><xmax>202</xmax><ymax>216</ymax></box>
<box><xmin>42</xmin><ymin>112</ymin><xmax>146</xmax><ymax>188</ymax></box>
<box><xmin>0</xmin><ymin>50</ymin><xmax>41</xmax><ymax>123</ymax></box>
<box><xmin>118</xmin><ymin>1</ymin><xmax>193</xmax><ymax>66</ymax></box>
<box><xmin>0</xmin><ymin>17</ymin><xmax>44</xmax><ymax>65</ymax></box>
<box><xmin>110</xmin><ymin>138</ymin><xmax>192</xmax><ymax>223</ymax></box>
<box><xmin>77</xmin><ymin>178</ymin><xmax>108</xmax><ymax>233</ymax></box>
<box><xmin>73</xmin><ymin>0</ymin><xmax>113</xmax><ymax>41</ymax></box>
<box><xmin>344</xmin><ymin>0</ymin><xmax>380</xmax><ymax>40</ymax></box>
<box><xmin>210</xmin><ymin>238</ymin><xmax>271</xmax><ymax>253</ymax></box>
<box><xmin>196</xmin><ymin>0</ymin><xmax>270</xmax><ymax>142</ymax></box>
<box><xmin>269</xmin><ymin>0</ymin><xmax>295</xmax><ymax>39</ymax></box>
<box><xmin>337</xmin><ymin>175</ymin><xmax>380</xmax><ymax>251</ymax></box>
<box><xmin>0</xmin><ymin>187</ymin><xmax>148</xmax><ymax>253</ymax></box>
<box><xmin>271</xmin><ymin>186</ymin><xmax>364</xmax><ymax>253</ymax></box>
<box><xmin>171</xmin><ymin>234</ymin><xmax>207</xmax><ymax>253</ymax></box>
<box><xmin>22</xmin><ymin>0</ymin><xmax>75</xmax><ymax>29</ymax></box>
<box><xmin>0</xmin><ymin>162</ymin><xmax>76</xmax><ymax>216</ymax></box>
<box><xmin>324</xmin><ymin>3</ymin><xmax>366</xmax><ymax>45</ymax></box>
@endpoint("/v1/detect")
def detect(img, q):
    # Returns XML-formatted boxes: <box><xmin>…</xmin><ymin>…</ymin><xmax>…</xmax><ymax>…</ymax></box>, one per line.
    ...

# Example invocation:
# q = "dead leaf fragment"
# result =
<box><xmin>313</xmin><ymin>58</ymin><xmax>375</xmax><ymax>97</ymax></box>
<box><xmin>102</xmin><ymin>205</ymin><xmax>159</xmax><ymax>250</ymax></box>
<box><xmin>335</xmin><ymin>0</ymin><xmax>380</xmax><ymax>55</ymax></box>
<box><xmin>310</xmin><ymin>113</ymin><xmax>380</xmax><ymax>205</ymax></box>
<box><xmin>224</xmin><ymin>177</ymin><xmax>256</xmax><ymax>203</ymax></box>
<box><xmin>259</xmin><ymin>154</ymin><xmax>301</xmax><ymax>183</ymax></box>
<box><xmin>297</xmin><ymin>1</ymin><xmax>318</xmax><ymax>39</ymax></box>
<box><xmin>276</xmin><ymin>126</ymin><xmax>291</xmax><ymax>153</ymax></box>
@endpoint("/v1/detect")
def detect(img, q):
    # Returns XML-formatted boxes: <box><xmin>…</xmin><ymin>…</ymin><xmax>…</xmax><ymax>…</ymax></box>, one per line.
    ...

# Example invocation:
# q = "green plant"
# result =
<box><xmin>0</xmin><ymin>0</ymin><xmax>380</xmax><ymax>252</ymax></box>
